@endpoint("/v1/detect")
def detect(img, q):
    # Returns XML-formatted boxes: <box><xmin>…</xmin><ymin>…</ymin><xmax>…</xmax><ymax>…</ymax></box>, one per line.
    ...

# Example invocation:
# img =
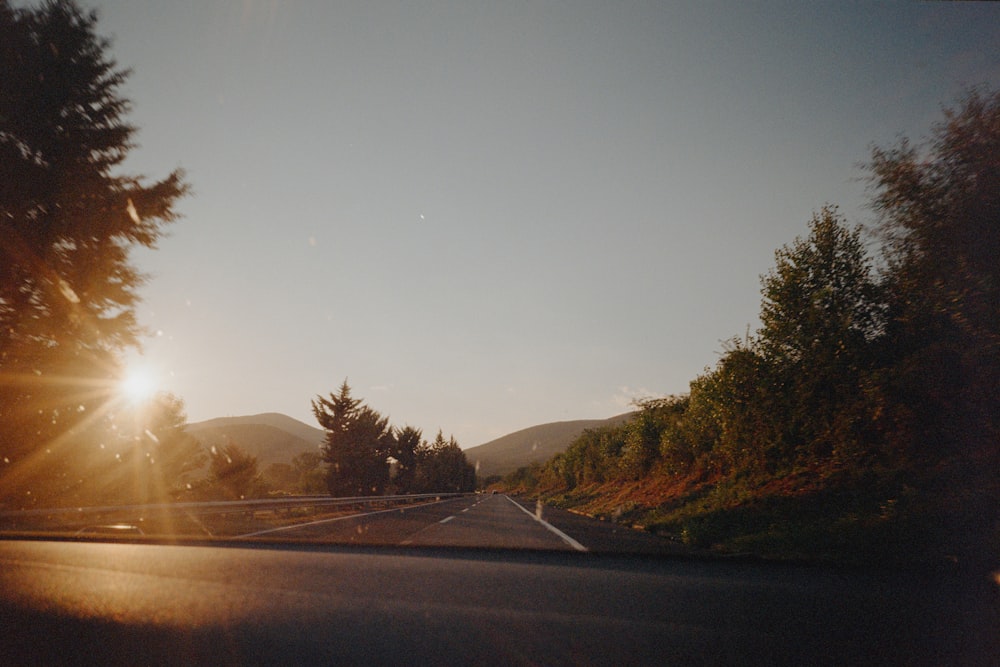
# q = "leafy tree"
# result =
<box><xmin>292</xmin><ymin>450</ymin><xmax>323</xmax><ymax>475</ymax></box>
<box><xmin>757</xmin><ymin>206</ymin><xmax>883</xmax><ymax>462</ymax></box>
<box><xmin>291</xmin><ymin>451</ymin><xmax>325</xmax><ymax>493</ymax></box>
<box><xmin>500</xmin><ymin>463</ymin><xmax>542</xmax><ymax>494</ymax></box>
<box><xmin>617</xmin><ymin>404</ymin><xmax>663</xmax><ymax>480</ymax></box>
<box><xmin>131</xmin><ymin>392</ymin><xmax>206</xmax><ymax>500</ymax></box>
<box><xmin>556</xmin><ymin>424</ymin><xmax>629</xmax><ymax>487</ymax></box>
<box><xmin>208</xmin><ymin>443</ymin><xmax>262</xmax><ymax>500</ymax></box>
<box><xmin>0</xmin><ymin>0</ymin><xmax>187</xmax><ymax>498</ymax></box>
<box><xmin>759</xmin><ymin>206</ymin><xmax>883</xmax><ymax>365</ymax></box>
<box><xmin>510</xmin><ymin>91</ymin><xmax>1000</xmax><ymax>563</ymax></box>
<box><xmin>262</xmin><ymin>463</ymin><xmax>297</xmax><ymax>492</ymax></box>
<box><xmin>867</xmin><ymin>87</ymin><xmax>1000</xmax><ymax>462</ymax></box>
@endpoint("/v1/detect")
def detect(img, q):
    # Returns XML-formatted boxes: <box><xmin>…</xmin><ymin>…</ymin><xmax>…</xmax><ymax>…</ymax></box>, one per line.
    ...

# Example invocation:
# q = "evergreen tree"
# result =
<box><xmin>414</xmin><ymin>430</ymin><xmax>475</xmax><ymax>493</ymax></box>
<box><xmin>391</xmin><ymin>425</ymin><xmax>422</xmax><ymax>493</ymax></box>
<box><xmin>313</xmin><ymin>381</ymin><xmax>393</xmax><ymax>496</ymax></box>
<box><xmin>0</xmin><ymin>0</ymin><xmax>188</xmax><ymax>500</ymax></box>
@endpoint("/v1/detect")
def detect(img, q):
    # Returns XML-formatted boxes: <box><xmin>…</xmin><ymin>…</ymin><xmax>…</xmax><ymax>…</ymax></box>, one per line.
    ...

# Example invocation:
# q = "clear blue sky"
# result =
<box><xmin>84</xmin><ymin>1</ymin><xmax>999</xmax><ymax>446</ymax></box>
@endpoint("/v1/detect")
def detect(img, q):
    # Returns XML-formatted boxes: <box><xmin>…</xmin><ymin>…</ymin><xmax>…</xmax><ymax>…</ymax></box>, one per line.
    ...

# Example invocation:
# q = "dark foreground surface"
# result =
<box><xmin>0</xmin><ymin>535</ymin><xmax>997</xmax><ymax>666</ymax></box>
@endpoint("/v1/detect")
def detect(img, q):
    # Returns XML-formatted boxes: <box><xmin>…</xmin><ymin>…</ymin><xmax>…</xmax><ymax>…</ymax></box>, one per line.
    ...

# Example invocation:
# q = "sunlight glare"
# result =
<box><xmin>120</xmin><ymin>366</ymin><xmax>158</xmax><ymax>404</ymax></box>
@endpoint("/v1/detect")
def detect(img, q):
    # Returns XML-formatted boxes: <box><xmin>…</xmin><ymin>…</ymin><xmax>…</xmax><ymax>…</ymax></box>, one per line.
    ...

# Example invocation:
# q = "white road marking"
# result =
<box><xmin>235</xmin><ymin>498</ymin><xmax>454</xmax><ymax>538</ymax></box>
<box><xmin>439</xmin><ymin>515</ymin><xmax>455</xmax><ymax>524</ymax></box>
<box><xmin>504</xmin><ymin>495</ymin><xmax>588</xmax><ymax>552</ymax></box>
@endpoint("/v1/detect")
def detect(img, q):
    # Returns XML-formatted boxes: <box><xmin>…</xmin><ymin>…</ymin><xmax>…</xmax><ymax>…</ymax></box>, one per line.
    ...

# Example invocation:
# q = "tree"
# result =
<box><xmin>313</xmin><ymin>381</ymin><xmax>393</xmax><ymax>496</ymax></box>
<box><xmin>391</xmin><ymin>425</ymin><xmax>422</xmax><ymax>493</ymax></box>
<box><xmin>759</xmin><ymin>206</ymin><xmax>883</xmax><ymax>367</ymax></box>
<box><xmin>208</xmin><ymin>443</ymin><xmax>262</xmax><ymax>500</ymax></box>
<box><xmin>128</xmin><ymin>392</ymin><xmax>206</xmax><ymax>501</ymax></box>
<box><xmin>81</xmin><ymin>392</ymin><xmax>206</xmax><ymax>505</ymax></box>
<box><xmin>291</xmin><ymin>451</ymin><xmax>325</xmax><ymax>493</ymax></box>
<box><xmin>757</xmin><ymin>206</ymin><xmax>883</xmax><ymax>461</ymax></box>
<box><xmin>413</xmin><ymin>431</ymin><xmax>475</xmax><ymax>493</ymax></box>
<box><xmin>0</xmin><ymin>0</ymin><xmax>188</xmax><ymax>497</ymax></box>
<box><xmin>262</xmin><ymin>463</ymin><xmax>297</xmax><ymax>492</ymax></box>
<box><xmin>867</xmin><ymin>87</ymin><xmax>1000</xmax><ymax>462</ymax></box>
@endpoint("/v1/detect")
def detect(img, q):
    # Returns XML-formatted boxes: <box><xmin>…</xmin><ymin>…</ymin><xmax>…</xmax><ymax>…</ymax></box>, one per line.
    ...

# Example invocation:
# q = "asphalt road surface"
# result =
<box><xmin>1</xmin><ymin>495</ymin><xmax>997</xmax><ymax>665</ymax></box>
<box><xmin>240</xmin><ymin>493</ymin><xmax>682</xmax><ymax>554</ymax></box>
<box><xmin>1</xmin><ymin>536</ymin><xmax>997</xmax><ymax>665</ymax></box>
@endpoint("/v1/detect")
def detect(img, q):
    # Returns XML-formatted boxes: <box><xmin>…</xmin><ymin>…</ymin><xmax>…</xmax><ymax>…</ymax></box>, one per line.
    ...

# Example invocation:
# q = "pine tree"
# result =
<box><xmin>313</xmin><ymin>381</ymin><xmax>393</xmax><ymax>496</ymax></box>
<box><xmin>0</xmin><ymin>1</ymin><xmax>188</xmax><ymax>502</ymax></box>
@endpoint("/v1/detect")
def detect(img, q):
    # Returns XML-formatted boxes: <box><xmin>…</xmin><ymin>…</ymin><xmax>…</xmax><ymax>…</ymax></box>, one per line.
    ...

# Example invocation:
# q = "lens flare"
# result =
<box><xmin>119</xmin><ymin>366</ymin><xmax>158</xmax><ymax>404</ymax></box>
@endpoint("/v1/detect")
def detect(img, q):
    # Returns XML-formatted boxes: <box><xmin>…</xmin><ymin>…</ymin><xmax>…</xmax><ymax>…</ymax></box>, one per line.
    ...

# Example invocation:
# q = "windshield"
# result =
<box><xmin>1</xmin><ymin>0</ymin><xmax>999</xmax><ymax>568</ymax></box>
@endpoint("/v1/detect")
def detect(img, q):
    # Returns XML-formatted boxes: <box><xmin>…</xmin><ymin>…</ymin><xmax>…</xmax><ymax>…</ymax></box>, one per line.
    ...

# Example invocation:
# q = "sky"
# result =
<box><xmin>72</xmin><ymin>0</ymin><xmax>1000</xmax><ymax>447</ymax></box>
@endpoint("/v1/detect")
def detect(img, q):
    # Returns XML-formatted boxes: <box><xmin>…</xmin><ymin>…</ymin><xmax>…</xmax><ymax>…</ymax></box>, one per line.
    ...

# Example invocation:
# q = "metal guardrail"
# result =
<box><xmin>0</xmin><ymin>493</ymin><xmax>468</xmax><ymax>521</ymax></box>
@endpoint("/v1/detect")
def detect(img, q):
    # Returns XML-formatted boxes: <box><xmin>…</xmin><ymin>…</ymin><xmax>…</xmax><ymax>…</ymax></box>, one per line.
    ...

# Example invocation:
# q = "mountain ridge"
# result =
<box><xmin>464</xmin><ymin>413</ymin><xmax>635</xmax><ymax>478</ymax></box>
<box><xmin>185</xmin><ymin>414</ymin><xmax>324</xmax><ymax>467</ymax></box>
<box><xmin>185</xmin><ymin>412</ymin><xmax>635</xmax><ymax>477</ymax></box>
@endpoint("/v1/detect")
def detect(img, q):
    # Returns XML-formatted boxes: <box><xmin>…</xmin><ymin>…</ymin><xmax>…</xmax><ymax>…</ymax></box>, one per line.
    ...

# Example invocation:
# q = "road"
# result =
<box><xmin>0</xmin><ymin>532</ymin><xmax>996</xmax><ymax>665</ymax></box>
<box><xmin>240</xmin><ymin>493</ymin><xmax>681</xmax><ymax>554</ymax></box>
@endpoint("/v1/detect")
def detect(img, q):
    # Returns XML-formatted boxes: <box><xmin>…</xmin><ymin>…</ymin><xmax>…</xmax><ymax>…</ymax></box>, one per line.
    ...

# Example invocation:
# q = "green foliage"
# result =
<box><xmin>391</xmin><ymin>425</ymin><xmax>422</xmax><ymax>493</ymax></box>
<box><xmin>0</xmin><ymin>0</ymin><xmax>187</xmax><ymax>504</ymax></box>
<box><xmin>759</xmin><ymin>206</ymin><xmax>883</xmax><ymax>366</ymax></box>
<box><xmin>208</xmin><ymin>443</ymin><xmax>263</xmax><ymax>500</ymax></box>
<box><xmin>56</xmin><ymin>391</ymin><xmax>206</xmax><ymax>506</ymax></box>
<box><xmin>674</xmin><ymin>344</ymin><xmax>775</xmax><ymax>473</ymax></box>
<box><xmin>757</xmin><ymin>207</ymin><xmax>884</xmax><ymax>463</ymax></box>
<box><xmin>313</xmin><ymin>381</ymin><xmax>475</xmax><ymax>496</ymax></box>
<box><xmin>868</xmin><ymin>87</ymin><xmax>1000</xmax><ymax>463</ymax></box>
<box><xmin>618</xmin><ymin>401</ymin><xmax>670</xmax><ymax>479</ymax></box>
<box><xmin>500</xmin><ymin>463</ymin><xmax>541</xmax><ymax>493</ymax></box>
<box><xmin>517</xmin><ymin>88</ymin><xmax>1000</xmax><ymax>563</ymax></box>
<box><xmin>127</xmin><ymin>393</ymin><xmax>206</xmax><ymax>501</ymax></box>
<box><xmin>291</xmin><ymin>451</ymin><xmax>326</xmax><ymax>493</ymax></box>
<box><xmin>412</xmin><ymin>430</ymin><xmax>476</xmax><ymax>493</ymax></box>
<box><xmin>314</xmin><ymin>382</ymin><xmax>393</xmax><ymax>496</ymax></box>
<box><xmin>262</xmin><ymin>463</ymin><xmax>297</xmax><ymax>491</ymax></box>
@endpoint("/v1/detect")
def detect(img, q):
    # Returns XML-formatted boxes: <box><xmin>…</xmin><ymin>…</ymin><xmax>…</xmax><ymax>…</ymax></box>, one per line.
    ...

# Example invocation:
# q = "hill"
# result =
<box><xmin>464</xmin><ymin>413</ymin><xmax>634</xmax><ymax>478</ymax></box>
<box><xmin>186</xmin><ymin>413</ymin><xmax>324</xmax><ymax>467</ymax></box>
<box><xmin>183</xmin><ymin>412</ymin><xmax>636</xmax><ymax>477</ymax></box>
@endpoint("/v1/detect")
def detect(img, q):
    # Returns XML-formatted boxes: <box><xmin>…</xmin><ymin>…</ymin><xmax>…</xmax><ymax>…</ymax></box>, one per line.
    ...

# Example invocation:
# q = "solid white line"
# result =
<box><xmin>439</xmin><ymin>515</ymin><xmax>455</xmax><ymax>524</ymax></box>
<box><xmin>504</xmin><ymin>495</ymin><xmax>588</xmax><ymax>552</ymax></box>
<box><xmin>236</xmin><ymin>498</ymin><xmax>452</xmax><ymax>538</ymax></box>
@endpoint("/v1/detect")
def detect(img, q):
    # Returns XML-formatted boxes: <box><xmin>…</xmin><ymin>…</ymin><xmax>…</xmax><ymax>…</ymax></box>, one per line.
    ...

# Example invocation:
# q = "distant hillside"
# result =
<box><xmin>465</xmin><ymin>413</ymin><xmax>634</xmax><ymax>478</ymax></box>
<box><xmin>187</xmin><ymin>413</ymin><xmax>324</xmax><ymax>467</ymax></box>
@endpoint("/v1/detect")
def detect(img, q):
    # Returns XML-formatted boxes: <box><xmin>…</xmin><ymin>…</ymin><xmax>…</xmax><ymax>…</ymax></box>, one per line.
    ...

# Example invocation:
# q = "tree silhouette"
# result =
<box><xmin>391</xmin><ymin>425</ymin><xmax>422</xmax><ymax>493</ymax></box>
<box><xmin>208</xmin><ymin>443</ymin><xmax>262</xmax><ymax>500</ymax></box>
<box><xmin>414</xmin><ymin>431</ymin><xmax>475</xmax><ymax>493</ymax></box>
<box><xmin>757</xmin><ymin>206</ymin><xmax>883</xmax><ymax>461</ymax></box>
<box><xmin>314</xmin><ymin>381</ymin><xmax>393</xmax><ymax>496</ymax></box>
<box><xmin>0</xmin><ymin>0</ymin><xmax>188</xmax><ymax>501</ymax></box>
<box><xmin>868</xmin><ymin>87</ymin><xmax>1000</xmax><ymax>462</ymax></box>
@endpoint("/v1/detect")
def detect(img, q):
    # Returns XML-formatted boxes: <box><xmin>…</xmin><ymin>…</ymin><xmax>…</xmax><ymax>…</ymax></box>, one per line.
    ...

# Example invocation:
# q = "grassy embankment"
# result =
<box><xmin>508</xmin><ymin>460</ymin><xmax>998</xmax><ymax>567</ymax></box>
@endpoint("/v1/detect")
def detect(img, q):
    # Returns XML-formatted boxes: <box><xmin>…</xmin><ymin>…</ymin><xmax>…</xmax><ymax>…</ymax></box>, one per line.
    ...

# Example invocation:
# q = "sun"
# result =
<box><xmin>119</xmin><ymin>366</ymin><xmax>158</xmax><ymax>404</ymax></box>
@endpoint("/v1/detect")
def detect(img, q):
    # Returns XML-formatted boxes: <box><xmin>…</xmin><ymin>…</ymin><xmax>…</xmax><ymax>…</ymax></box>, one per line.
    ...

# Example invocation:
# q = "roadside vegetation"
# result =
<box><xmin>0</xmin><ymin>3</ymin><xmax>475</xmax><ymax>509</ymax></box>
<box><xmin>313</xmin><ymin>380</ymin><xmax>476</xmax><ymax>496</ymax></box>
<box><xmin>500</xmin><ymin>89</ymin><xmax>1000</xmax><ymax>566</ymax></box>
<box><xmin>1</xmin><ymin>2</ymin><xmax>995</xmax><ymax>564</ymax></box>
